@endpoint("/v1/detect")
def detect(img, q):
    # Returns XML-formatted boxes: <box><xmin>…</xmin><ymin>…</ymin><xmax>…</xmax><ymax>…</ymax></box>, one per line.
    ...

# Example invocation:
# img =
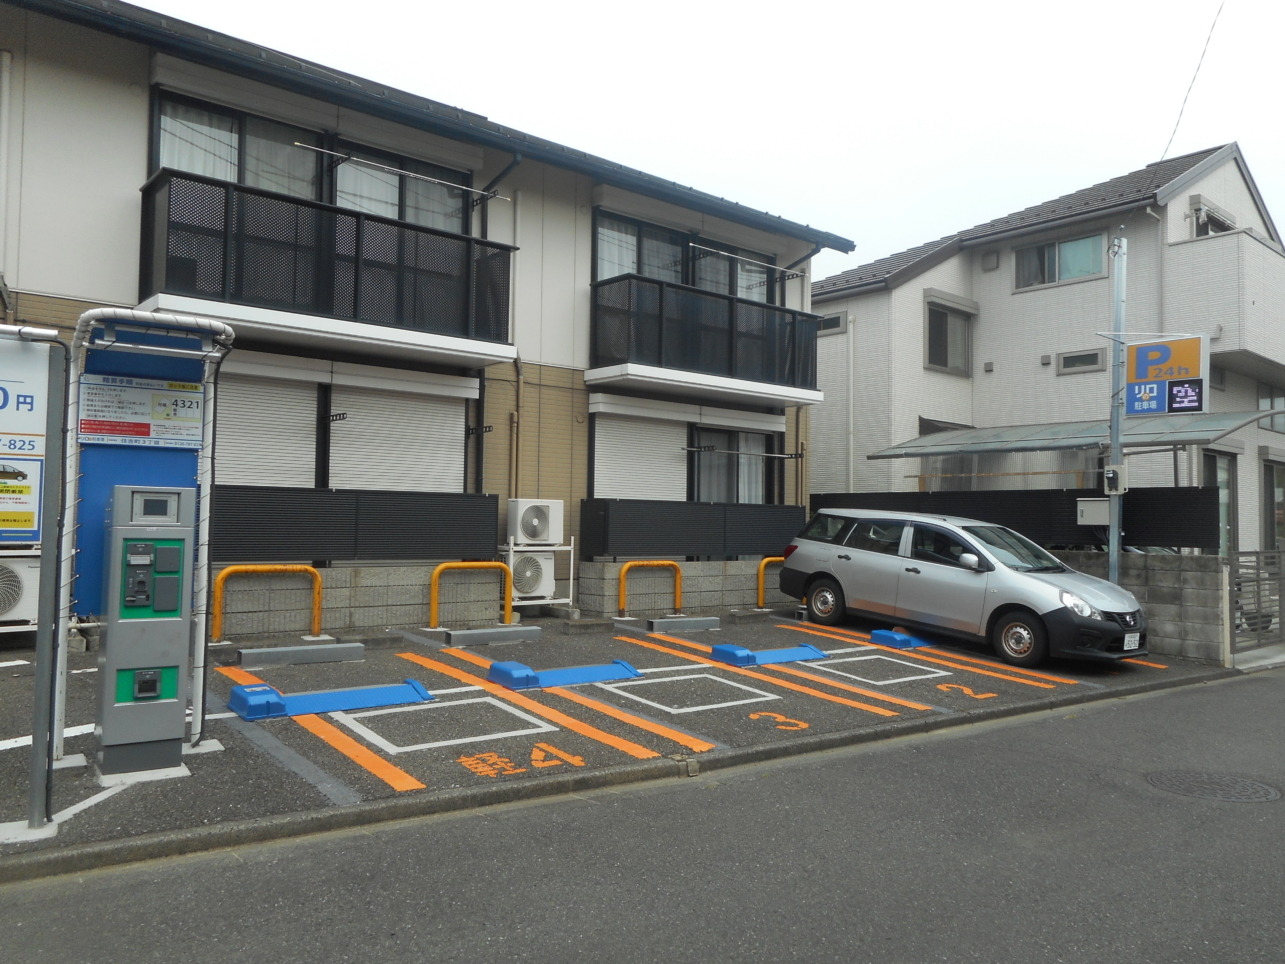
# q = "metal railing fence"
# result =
<box><xmin>141</xmin><ymin>169</ymin><xmax>512</xmax><ymax>343</ymax></box>
<box><xmin>591</xmin><ymin>274</ymin><xmax>819</xmax><ymax>389</ymax></box>
<box><xmin>1231</xmin><ymin>550</ymin><xmax>1283</xmax><ymax>653</ymax></box>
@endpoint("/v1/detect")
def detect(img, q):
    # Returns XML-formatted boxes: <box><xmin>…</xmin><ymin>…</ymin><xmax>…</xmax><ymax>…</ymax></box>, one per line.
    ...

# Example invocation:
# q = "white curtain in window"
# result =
<box><xmin>737</xmin><ymin>432</ymin><xmax>767</xmax><ymax>504</ymax></box>
<box><xmin>404</xmin><ymin>159</ymin><xmax>466</xmax><ymax>233</ymax></box>
<box><xmin>159</xmin><ymin>100</ymin><xmax>237</xmax><ymax>181</ymax></box>
<box><xmin>693</xmin><ymin>249</ymin><xmax>730</xmax><ymax>294</ymax></box>
<box><xmin>640</xmin><ymin>227</ymin><xmax>683</xmax><ymax>283</ymax></box>
<box><xmin>336</xmin><ymin>152</ymin><xmax>399</xmax><ymax>219</ymax></box>
<box><xmin>737</xmin><ymin>260</ymin><xmax>770</xmax><ymax>302</ymax></box>
<box><xmin>596</xmin><ymin>215</ymin><xmax>637</xmax><ymax>280</ymax></box>
<box><xmin>696</xmin><ymin>428</ymin><xmax>736</xmax><ymax>503</ymax></box>
<box><xmin>1058</xmin><ymin>235</ymin><xmax>1101</xmax><ymax>280</ymax></box>
<box><xmin>243</xmin><ymin>117</ymin><xmax>318</xmax><ymax>199</ymax></box>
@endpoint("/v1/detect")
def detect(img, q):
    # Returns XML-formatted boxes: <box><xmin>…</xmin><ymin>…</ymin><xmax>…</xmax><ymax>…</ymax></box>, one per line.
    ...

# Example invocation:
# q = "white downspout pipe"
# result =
<box><xmin>0</xmin><ymin>50</ymin><xmax>12</xmax><ymax>289</ymax></box>
<box><xmin>54</xmin><ymin>308</ymin><xmax>233</xmax><ymax>757</ymax></box>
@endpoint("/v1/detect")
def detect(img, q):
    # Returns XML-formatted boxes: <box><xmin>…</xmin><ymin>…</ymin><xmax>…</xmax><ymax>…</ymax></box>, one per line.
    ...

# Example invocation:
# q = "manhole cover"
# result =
<box><xmin>1146</xmin><ymin>771</ymin><xmax>1281</xmax><ymax>802</ymax></box>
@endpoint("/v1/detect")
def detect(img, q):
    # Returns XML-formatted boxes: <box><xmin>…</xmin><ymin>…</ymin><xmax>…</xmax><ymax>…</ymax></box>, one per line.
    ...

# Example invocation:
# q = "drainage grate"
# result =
<box><xmin>1146</xmin><ymin>771</ymin><xmax>1281</xmax><ymax>802</ymax></box>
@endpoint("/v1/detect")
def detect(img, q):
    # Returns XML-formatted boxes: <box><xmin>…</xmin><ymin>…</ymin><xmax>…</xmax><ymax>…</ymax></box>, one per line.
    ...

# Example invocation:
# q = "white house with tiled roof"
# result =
<box><xmin>810</xmin><ymin>144</ymin><xmax>1285</xmax><ymax>554</ymax></box>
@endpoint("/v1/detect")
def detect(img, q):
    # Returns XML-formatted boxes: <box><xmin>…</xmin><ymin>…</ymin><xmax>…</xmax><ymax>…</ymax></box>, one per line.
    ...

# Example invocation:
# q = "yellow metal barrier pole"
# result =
<box><xmin>618</xmin><ymin>560</ymin><xmax>682</xmax><ymax>617</ymax></box>
<box><xmin>429</xmin><ymin>561</ymin><xmax>514</xmax><ymax>629</ymax></box>
<box><xmin>211</xmin><ymin>564</ymin><xmax>324</xmax><ymax>641</ymax></box>
<box><xmin>757</xmin><ymin>556</ymin><xmax>785</xmax><ymax>609</ymax></box>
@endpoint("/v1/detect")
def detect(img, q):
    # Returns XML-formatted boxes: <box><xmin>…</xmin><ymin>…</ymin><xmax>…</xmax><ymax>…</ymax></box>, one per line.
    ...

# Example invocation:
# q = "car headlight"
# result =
<box><xmin>1060</xmin><ymin>590</ymin><xmax>1102</xmax><ymax>620</ymax></box>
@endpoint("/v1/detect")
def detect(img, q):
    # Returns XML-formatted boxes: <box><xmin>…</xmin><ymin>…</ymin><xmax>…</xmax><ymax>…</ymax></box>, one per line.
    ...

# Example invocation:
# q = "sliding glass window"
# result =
<box><xmin>154</xmin><ymin>92</ymin><xmax>470</xmax><ymax>233</ymax></box>
<box><xmin>694</xmin><ymin>429</ymin><xmax>771</xmax><ymax>504</ymax></box>
<box><xmin>594</xmin><ymin>209</ymin><xmax>776</xmax><ymax>302</ymax></box>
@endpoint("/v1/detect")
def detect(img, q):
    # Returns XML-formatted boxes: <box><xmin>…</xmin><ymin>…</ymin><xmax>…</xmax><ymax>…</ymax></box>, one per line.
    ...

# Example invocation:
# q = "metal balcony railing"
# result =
<box><xmin>591</xmin><ymin>274</ymin><xmax>819</xmax><ymax>390</ymax></box>
<box><xmin>141</xmin><ymin>169</ymin><xmax>513</xmax><ymax>343</ymax></box>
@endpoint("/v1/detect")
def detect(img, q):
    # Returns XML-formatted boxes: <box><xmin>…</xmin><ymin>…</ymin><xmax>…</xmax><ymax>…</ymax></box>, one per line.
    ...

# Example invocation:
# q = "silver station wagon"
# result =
<box><xmin>779</xmin><ymin>510</ymin><xmax>1147</xmax><ymax>667</ymax></box>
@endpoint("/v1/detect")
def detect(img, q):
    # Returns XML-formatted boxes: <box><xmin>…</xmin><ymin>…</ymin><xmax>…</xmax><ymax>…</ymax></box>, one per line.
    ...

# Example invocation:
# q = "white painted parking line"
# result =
<box><xmin>596</xmin><ymin>674</ymin><xmax>779</xmax><ymax>715</ymax></box>
<box><xmin>70</xmin><ymin>667</ymin><xmax>98</xmax><ymax>674</ymax></box>
<box><xmin>429</xmin><ymin>685</ymin><xmax>484</xmax><ymax>695</ymax></box>
<box><xmin>53</xmin><ymin>784</ymin><xmax>128</xmax><ymax>822</ymax></box>
<box><xmin>0</xmin><ymin>723</ymin><xmax>95</xmax><ymax>752</ymax></box>
<box><xmin>638</xmin><ymin>664</ymin><xmax>707</xmax><ymax>674</ymax></box>
<box><xmin>807</xmin><ymin>655</ymin><xmax>952</xmax><ymax>686</ymax></box>
<box><xmin>820</xmin><ymin>647</ymin><xmax>875</xmax><ymax>655</ymax></box>
<box><xmin>330</xmin><ymin>697</ymin><xmax>557</xmax><ymax>754</ymax></box>
<box><xmin>0</xmin><ymin>659</ymin><xmax>30</xmax><ymax>668</ymax></box>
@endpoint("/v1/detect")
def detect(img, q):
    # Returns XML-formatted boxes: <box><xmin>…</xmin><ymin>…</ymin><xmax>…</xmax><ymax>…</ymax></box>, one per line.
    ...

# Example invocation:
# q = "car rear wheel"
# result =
<box><xmin>992</xmin><ymin>611</ymin><xmax>1048</xmax><ymax>667</ymax></box>
<box><xmin>807</xmin><ymin>577</ymin><xmax>845</xmax><ymax>626</ymax></box>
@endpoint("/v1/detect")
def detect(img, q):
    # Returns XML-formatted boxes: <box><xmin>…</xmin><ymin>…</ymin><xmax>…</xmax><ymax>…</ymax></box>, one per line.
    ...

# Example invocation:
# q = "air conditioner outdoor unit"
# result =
<box><xmin>510</xmin><ymin>550</ymin><xmax>557</xmax><ymax>600</ymax></box>
<box><xmin>0</xmin><ymin>552</ymin><xmax>40</xmax><ymax>632</ymax></box>
<box><xmin>507</xmin><ymin>499</ymin><xmax>564</xmax><ymax>546</ymax></box>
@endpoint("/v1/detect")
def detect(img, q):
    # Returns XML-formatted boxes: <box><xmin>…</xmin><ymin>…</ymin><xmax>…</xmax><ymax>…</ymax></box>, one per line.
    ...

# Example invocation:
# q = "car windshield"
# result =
<box><xmin>964</xmin><ymin>525</ymin><xmax>1065</xmax><ymax>572</ymax></box>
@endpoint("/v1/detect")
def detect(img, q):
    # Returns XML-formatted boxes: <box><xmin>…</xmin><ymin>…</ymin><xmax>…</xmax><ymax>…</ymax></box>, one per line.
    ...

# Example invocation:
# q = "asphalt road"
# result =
<box><xmin>4</xmin><ymin>667</ymin><xmax>1282</xmax><ymax>964</ymax></box>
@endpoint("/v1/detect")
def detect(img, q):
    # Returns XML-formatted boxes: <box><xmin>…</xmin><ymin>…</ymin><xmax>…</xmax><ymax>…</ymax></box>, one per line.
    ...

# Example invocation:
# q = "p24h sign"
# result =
<box><xmin>1125</xmin><ymin>335</ymin><xmax>1209</xmax><ymax>416</ymax></box>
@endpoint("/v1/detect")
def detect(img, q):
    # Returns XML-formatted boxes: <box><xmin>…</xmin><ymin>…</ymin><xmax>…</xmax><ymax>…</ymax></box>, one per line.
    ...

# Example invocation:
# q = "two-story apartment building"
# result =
<box><xmin>0</xmin><ymin>0</ymin><xmax>851</xmax><ymax>631</ymax></box>
<box><xmin>809</xmin><ymin>144</ymin><xmax>1284</xmax><ymax>555</ymax></box>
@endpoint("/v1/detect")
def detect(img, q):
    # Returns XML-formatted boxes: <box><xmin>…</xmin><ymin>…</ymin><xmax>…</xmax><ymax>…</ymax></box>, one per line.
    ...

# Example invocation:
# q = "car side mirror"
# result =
<box><xmin>959</xmin><ymin>553</ymin><xmax>981</xmax><ymax>571</ymax></box>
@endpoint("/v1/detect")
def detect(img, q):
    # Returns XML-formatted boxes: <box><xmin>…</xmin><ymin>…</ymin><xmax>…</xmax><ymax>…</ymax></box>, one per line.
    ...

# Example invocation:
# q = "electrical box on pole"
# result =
<box><xmin>1103</xmin><ymin>464</ymin><xmax>1128</xmax><ymax>496</ymax></box>
<box><xmin>96</xmin><ymin>485</ymin><xmax>195</xmax><ymax>775</ymax></box>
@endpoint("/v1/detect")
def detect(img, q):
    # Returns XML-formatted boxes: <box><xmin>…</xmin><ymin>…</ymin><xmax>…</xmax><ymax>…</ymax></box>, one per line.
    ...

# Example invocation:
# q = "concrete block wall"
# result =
<box><xmin>1051</xmin><ymin>551</ymin><xmax>1227</xmax><ymax>663</ymax></box>
<box><xmin>578</xmin><ymin>560</ymin><xmax>795</xmax><ymax>618</ymax></box>
<box><xmin>216</xmin><ymin>565</ymin><xmax>508</xmax><ymax>638</ymax></box>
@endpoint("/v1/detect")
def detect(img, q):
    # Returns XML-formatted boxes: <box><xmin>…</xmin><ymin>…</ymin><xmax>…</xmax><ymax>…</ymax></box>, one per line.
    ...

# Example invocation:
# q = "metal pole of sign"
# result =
<box><xmin>1108</xmin><ymin>232</ymin><xmax>1127</xmax><ymax>585</ymax></box>
<box><xmin>29</xmin><ymin>335</ymin><xmax>66</xmax><ymax>828</ymax></box>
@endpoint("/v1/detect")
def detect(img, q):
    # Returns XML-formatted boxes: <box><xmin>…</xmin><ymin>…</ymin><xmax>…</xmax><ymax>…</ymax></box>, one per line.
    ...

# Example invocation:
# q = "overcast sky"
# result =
<box><xmin>132</xmin><ymin>0</ymin><xmax>1280</xmax><ymax>281</ymax></box>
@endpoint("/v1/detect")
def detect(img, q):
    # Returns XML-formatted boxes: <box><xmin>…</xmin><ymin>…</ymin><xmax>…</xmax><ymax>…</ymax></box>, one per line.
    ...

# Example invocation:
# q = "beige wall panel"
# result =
<box><xmin>16</xmin><ymin>13</ymin><xmax>149</xmax><ymax>304</ymax></box>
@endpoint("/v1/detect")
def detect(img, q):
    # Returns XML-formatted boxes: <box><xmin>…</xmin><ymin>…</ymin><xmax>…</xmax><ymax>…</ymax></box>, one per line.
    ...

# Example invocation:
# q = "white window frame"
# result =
<box><xmin>922</xmin><ymin>291</ymin><xmax>975</xmax><ymax>378</ymax></box>
<box><xmin>817</xmin><ymin>310</ymin><xmax>848</xmax><ymax>337</ymax></box>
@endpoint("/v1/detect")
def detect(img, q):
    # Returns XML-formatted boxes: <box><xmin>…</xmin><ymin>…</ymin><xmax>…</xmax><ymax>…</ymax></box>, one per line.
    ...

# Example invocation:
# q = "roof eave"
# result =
<box><xmin>9</xmin><ymin>0</ymin><xmax>855</xmax><ymax>253</ymax></box>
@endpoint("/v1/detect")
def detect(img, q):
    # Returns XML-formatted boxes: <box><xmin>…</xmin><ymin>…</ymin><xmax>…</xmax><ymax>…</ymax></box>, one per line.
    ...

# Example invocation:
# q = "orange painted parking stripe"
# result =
<box><xmin>398</xmin><ymin>652</ymin><xmax>659</xmax><ymax>760</ymax></box>
<box><xmin>548</xmin><ymin>687</ymin><xmax>717</xmax><ymax>753</ymax></box>
<box><xmin>647</xmin><ymin>633</ymin><xmax>932</xmax><ymax>711</ymax></box>
<box><xmin>216</xmin><ymin>666</ymin><xmax>264</xmax><ymax>686</ymax></box>
<box><xmin>215</xmin><ymin>666</ymin><xmax>425</xmax><ymax>791</ymax></box>
<box><xmin>293</xmin><ymin>714</ymin><xmax>426</xmax><ymax>791</ymax></box>
<box><xmin>1125</xmin><ymin>658</ymin><xmax>1168</xmax><ymax>669</ymax></box>
<box><xmin>779</xmin><ymin>624</ymin><xmax>1057</xmax><ymax>690</ymax></box>
<box><xmin>622</xmin><ymin>635</ymin><xmax>899</xmax><ymax>717</ymax></box>
<box><xmin>440</xmin><ymin>648</ymin><xmax>715</xmax><ymax>753</ymax></box>
<box><xmin>919</xmin><ymin>648</ymin><xmax>1081</xmax><ymax>685</ymax></box>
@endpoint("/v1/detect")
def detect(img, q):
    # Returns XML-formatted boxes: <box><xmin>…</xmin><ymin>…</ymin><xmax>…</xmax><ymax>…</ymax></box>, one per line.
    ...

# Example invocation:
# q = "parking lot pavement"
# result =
<box><xmin>0</xmin><ymin>615</ymin><xmax>1225</xmax><ymax>873</ymax></box>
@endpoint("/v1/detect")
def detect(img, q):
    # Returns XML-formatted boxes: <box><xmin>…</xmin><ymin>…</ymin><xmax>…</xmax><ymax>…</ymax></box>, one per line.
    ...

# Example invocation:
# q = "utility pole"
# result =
<box><xmin>1108</xmin><ymin>231</ymin><xmax>1127</xmax><ymax>585</ymax></box>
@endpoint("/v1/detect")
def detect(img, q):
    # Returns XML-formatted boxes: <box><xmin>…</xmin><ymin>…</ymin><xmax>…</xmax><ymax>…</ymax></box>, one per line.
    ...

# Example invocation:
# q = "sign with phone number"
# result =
<box><xmin>78</xmin><ymin>374</ymin><xmax>203</xmax><ymax>449</ymax></box>
<box><xmin>0</xmin><ymin>338</ymin><xmax>49</xmax><ymax>542</ymax></box>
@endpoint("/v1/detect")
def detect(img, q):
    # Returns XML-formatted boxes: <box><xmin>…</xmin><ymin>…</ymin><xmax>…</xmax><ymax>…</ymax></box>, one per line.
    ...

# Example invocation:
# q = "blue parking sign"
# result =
<box><xmin>1125</xmin><ymin>382</ymin><xmax>1166</xmax><ymax>415</ymax></box>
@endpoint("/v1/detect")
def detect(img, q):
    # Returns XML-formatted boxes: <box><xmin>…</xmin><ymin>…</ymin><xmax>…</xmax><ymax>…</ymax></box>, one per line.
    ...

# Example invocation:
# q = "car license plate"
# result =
<box><xmin>1124</xmin><ymin>632</ymin><xmax>1140</xmax><ymax>651</ymax></box>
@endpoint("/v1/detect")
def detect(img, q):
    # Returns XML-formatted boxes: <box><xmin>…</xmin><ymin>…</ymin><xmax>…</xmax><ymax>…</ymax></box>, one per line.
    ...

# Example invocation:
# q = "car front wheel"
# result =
<box><xmin>992</xmin><ymin>611</ymin><xmax>1049</xmax><ymax>667</ymax></box>
<box><xmin>807</xmin><ymin>577</ymin><xmax>845</xmax><ymax>626</ymax></box>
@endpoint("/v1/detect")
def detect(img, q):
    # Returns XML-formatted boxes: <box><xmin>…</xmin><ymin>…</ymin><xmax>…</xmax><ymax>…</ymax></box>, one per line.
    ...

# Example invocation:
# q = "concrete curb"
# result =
<box><xmin>0</xmin><ymin>665</ymin><xmax>1235</xmax><ymax>885</ymax></box>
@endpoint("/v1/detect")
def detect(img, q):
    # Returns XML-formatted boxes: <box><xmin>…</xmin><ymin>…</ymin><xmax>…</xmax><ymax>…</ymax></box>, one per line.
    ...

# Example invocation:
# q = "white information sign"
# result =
<box><xmin>0</xmin><ymin>338</ymin><xmax>50</xmax><ymax>542</ymax></box>
<box><xmin>78</xmin><ymin>374</ymin><xmax>203</xmax><ymax>449</ymax></box>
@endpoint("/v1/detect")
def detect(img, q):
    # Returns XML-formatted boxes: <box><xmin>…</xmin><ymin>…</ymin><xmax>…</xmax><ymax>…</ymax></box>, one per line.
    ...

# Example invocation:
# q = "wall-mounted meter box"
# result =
<box><xmin>1076</xmin><ymin>498</ymin><xmax>1110</xmax><ymax>527</ymax></box>
<box><xmin>96</xmin><ymin>485</ymin><xmax>195</xmax><ymax>775</ymax></box>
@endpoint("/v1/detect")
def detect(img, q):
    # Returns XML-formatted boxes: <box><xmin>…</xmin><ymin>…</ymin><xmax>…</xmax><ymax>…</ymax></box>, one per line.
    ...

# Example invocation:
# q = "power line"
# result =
<box><xmin>1160</xmin><ymin>0</ymin><xmax>1226</xmax><ymax>161</ymax></box>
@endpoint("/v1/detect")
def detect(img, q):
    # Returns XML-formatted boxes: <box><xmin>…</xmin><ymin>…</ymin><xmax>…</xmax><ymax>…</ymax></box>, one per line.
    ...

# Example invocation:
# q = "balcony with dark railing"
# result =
<box><xmin>140</xmin><ymin>170</ymin><xmax>513</xmax><ymax>352</ymax></box>
<box><xmin>588</xmin><ymin>274</ymin><xmax>821</xmax><ymax>404</ymax></box>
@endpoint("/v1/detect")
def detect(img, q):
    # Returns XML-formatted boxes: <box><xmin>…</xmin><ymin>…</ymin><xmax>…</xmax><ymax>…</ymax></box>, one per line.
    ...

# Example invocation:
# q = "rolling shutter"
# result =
<box><xmin>328</xmin><ymin>385</ymin><xmax>465</xmax><ymax>492</ymax></box>
<box><xmin>215</xmin><ymin>374</ymin><xmax>317</xmax><ymax>487</ymax></box>
<box><xmin>594</xmin><ymin>414</ymin><xmax>687</xmax><ymax>500</ymax></box>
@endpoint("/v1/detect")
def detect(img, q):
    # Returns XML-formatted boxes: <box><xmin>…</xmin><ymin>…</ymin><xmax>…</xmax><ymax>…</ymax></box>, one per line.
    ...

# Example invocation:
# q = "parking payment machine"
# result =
<box><xmin>96</xmin><ymin>485</ymin><xmax>195</xmax><ymax>775</ymax></box>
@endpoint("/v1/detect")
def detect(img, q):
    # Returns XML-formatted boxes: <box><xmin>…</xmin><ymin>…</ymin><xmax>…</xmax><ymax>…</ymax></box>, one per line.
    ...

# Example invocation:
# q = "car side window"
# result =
<box><xmin>910</xmin><ymin>526</ymin><xmax>975</xmax><ymax>568</ymax></box>
<box><xmin>846</xmin><ymin>521</ymin><xmax>905</xmax><ymax>555</ymax></box>
<box><xmin>799</xmin><ymin>514</ymin><xmax>854</xmax><ymax>544</ymax></box>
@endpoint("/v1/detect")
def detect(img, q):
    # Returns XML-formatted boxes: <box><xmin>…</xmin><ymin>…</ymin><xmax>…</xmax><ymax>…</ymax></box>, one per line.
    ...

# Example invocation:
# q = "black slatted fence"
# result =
<box><xmin>809</xmin><ymin>487</ymin><xmax>1219</xmax><ymax>549</ymax></box>
<box><xmin>580</xmin><ymin>499</ymin><xmax>805</xmax><ymax>559</ymax></box>
<box><xmin>212</xmin><ymin>486</ymin><xmax>498</xmax><ymax>562</ymax></box>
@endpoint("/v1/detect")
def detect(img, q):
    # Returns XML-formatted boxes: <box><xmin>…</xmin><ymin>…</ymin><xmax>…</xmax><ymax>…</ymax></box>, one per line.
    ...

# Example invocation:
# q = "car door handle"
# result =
<box><xmin>836</xmin><ymin>554</ymin><xmax>851</xmax><ymax>560</ymax></box>
<box><xmin>904</xmin><ymin>567</ymin><xmax>920</xmax><ymax>574</ymax></box>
